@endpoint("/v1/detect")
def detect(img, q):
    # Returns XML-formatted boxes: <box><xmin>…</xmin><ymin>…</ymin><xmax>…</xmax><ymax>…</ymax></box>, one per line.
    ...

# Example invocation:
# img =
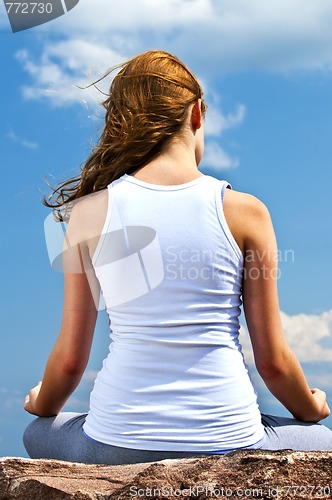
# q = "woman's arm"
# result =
<box><xmin>224</xmin><ymin>189</ymin><xmax>330</xmax><ymax>423</ymax></box>
<box><xmin>24</xmin><ymin>198</ymin><xmax>101</xmax><ymax>417</ymax></box>
<box><xmin>24</xmin><ymin>269</ymin><xmax>98</xmax><ymax>417</ymax></box>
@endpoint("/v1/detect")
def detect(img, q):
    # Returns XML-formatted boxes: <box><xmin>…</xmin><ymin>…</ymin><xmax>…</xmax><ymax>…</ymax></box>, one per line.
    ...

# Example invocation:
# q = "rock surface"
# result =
<box><xmin>0</xmin><ymin>450</ymin><xmax>331</xmax><ymax>499</ymax></box>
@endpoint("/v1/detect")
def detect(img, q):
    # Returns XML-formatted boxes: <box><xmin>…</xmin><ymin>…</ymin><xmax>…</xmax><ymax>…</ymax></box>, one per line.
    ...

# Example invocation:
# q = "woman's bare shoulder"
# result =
<box><xmin>223</xmin><ymin>188</ymin><xmax>271</xmax><ymax>254</ymax></box>
<box><xmin>66</xmin><ymin>189</ymin><xmax>109</xmax><ymax>246</ymax></box>
<box><xmin>73</xmin><ymin>189</ymin><xmax>108</xmax><ymax>215</ymax></box>
<box><xmin>224</xmin><ymin>188</ymin><xmax>268</xmax><ymax>214</ymax></box>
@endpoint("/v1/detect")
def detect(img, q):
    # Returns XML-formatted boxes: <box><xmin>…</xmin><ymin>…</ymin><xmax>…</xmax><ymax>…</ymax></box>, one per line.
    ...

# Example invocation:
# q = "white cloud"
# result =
<box><xmin>15</xmin><ymin>0</ymin><xmax>332</xmax><ymax>173</ymax></box>
<box><xmin>205</xmin><ymin>105</ymin><xmax>246</xmax><ymax>137</ymax></box>
<box><xmin>201</xmin><ymin>101</ymin><xmax>244</xmax><ymax>171</ymax></box>
<box><xmin>15</xmin><ymin>35</ymin><xmax>246</xmax><ymax>170</ymax></box>
<box><xmin>240</xmin><ymin>309</ymin><xmax>332</xmax><ymax>364</ymax></box>
<box><xmin>280</xmin><ymin>310</ymin><xmax>332</xmax><ymax>362</ymax></box>
<box><xmin>52</xmin><ymin>0</ymin><xmax>213</xmax><ymax>34</ymax></box>
<box><xmin>15</xmin><ymin>41</ymin><xmax>126</xmax><ymax>107</ymax></box>
<box><xmin>202</xmin><ymin>141</ymin><xmax>239</xmax><ymax>171</ymax></box>
<box><xmin>26</xmin><ymin>0</ymin><xmax>332</xmax><ymax>75</ymax></box>
<box><xmin>14</xmin><ymin>0</ymin><xmax>332</xmax><ymax>109</ymax></box>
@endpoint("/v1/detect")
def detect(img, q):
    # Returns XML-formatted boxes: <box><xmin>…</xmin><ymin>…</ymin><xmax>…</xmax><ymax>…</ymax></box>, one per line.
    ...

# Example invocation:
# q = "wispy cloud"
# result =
<box><xmin>0</xmin><ymin>387</ymin><xmax>23</xmax><ymax>411</ymax></box>
<box><xmin>6</xmin><ymin>130</ymin><xmax>39</xmax><ymax>150</ymax></box>
<box><xmin>15</xmin><ymin>43</ymin><xmax>125</xmax><ymax>108</ymax></box>
<box><xmin>203</xmin><ymin>142</ymin><xmax>239</xmax><ymax>171</ymax></box>
<box><xmin>202</xmin><ymin>102</ymin><xmax>245</xmax><ymax>171</ymax></box>
<box><xmin>205</xmin><ymin>104</ymin><xmax>246</xmax><ymax>137</ymax></box>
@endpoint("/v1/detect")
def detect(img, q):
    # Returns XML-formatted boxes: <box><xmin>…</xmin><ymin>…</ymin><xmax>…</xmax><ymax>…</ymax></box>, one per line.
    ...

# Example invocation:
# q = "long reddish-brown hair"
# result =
<box><xmin>44</xmin><ymin>50</ymin><xmax>207</xmax><ymax>213</ymax></box>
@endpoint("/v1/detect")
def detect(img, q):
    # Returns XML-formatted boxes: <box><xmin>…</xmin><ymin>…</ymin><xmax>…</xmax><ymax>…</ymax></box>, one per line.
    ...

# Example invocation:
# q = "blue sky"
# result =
<box><xmin>1</xmin><ymin>0</ymin><xmax>332</xmax><ymax>457</ymax></box>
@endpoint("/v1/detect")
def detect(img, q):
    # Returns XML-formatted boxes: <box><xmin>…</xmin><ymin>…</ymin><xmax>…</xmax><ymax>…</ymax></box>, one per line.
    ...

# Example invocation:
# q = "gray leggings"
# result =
<box><xmin>23</xmin><ymin>412</ymin><xmax>332</xmax><ymax>465</ymax></box>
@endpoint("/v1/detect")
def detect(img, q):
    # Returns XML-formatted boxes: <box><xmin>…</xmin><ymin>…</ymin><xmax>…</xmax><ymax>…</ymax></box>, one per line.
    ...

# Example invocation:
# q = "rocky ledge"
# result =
<box><xmin>0</xmin><ymin>450</ymin><xmax>331</xmax><ymax>499</ymax></box>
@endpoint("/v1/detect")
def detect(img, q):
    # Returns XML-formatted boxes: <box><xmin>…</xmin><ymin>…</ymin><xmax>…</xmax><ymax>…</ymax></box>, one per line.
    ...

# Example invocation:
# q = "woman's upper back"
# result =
<box><xmin>92</xmin><ymin>173</ymin><xmax>243</xmax><ymax>317</ymax></box>
<box><xmin>70</xmin><ymin>170</ymin><xmax>268</xmax><ymax>265</ymax></box>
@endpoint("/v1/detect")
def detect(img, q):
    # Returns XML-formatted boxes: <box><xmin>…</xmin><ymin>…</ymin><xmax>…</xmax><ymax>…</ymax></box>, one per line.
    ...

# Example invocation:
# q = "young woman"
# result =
<box><xmin>23</xmin><ymin>50</ymin><xmax>332</xmax><ymax>464</ymax></box>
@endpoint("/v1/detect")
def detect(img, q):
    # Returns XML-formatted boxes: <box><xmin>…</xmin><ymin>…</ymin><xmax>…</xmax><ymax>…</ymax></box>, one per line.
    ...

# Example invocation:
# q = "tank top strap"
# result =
<box><xmin>214</xmin><ymin>179</ymin><xmax>243</xmax><ymax>263</ymax></box>
<box><xmin>220</xmin><ymin>180</ymin><xmax>232</xmax><ymax>203</ymax></box>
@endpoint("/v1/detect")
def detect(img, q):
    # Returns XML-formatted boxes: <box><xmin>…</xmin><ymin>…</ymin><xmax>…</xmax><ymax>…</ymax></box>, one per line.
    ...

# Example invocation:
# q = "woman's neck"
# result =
<box><xmin>131</xmin><ymin>141</ymin><xmax>203</xmax><ymax>186</ymax></box>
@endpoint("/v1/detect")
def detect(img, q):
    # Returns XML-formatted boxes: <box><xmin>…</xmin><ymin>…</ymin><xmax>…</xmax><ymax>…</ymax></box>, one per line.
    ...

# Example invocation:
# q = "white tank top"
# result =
<box><xmin>83</xmin><ymin>173</ymin><xmax>265</xmax><ymax>452</ymax></box>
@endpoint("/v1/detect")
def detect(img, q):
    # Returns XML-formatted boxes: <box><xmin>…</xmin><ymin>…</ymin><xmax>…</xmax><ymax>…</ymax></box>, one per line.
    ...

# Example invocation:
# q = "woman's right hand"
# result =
<box><xmin>310</xmin><ymin>388</ymin><xmax>330</xmax><ymax>421</ymax></box>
